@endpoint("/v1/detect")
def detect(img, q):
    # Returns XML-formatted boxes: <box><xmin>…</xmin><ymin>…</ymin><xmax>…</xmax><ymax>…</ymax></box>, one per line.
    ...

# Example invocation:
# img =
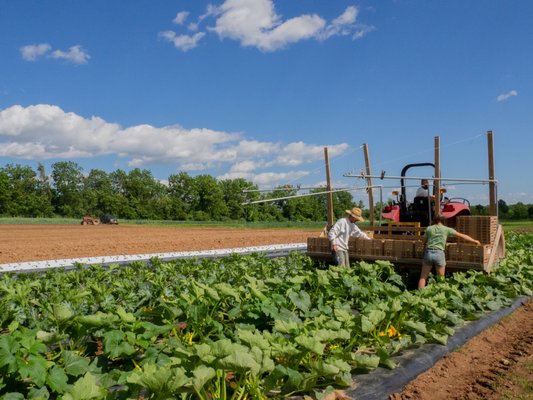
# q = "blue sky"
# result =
<box><xmin>1</xmin><ymin>0</ymin><xmax>532</xmax><ymax>206</ymax></box>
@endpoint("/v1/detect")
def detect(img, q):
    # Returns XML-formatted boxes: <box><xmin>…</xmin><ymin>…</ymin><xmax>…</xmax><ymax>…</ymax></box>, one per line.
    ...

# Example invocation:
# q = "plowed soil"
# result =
<box><xmin>0</xmin><ymin>224</ymin><xmax>320</xmax><ymax>263</ymax></box>
<box><xmin>1</xmin><ymin>224</ymin><xmax>532</xmax><ymax>399</ymax></box>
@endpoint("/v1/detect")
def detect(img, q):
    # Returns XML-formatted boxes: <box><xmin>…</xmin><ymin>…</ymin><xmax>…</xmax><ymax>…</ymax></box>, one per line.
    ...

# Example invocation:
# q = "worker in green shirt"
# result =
<box><xmin>418</xmin><ymin>213</ymin><xmax>480</xmax><ymax>289</ymax></box>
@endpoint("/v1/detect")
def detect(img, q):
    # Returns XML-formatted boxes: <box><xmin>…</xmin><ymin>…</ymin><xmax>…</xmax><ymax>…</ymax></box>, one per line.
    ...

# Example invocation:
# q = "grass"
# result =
<box><xmin>1</xmin><ymin>217</ymin><xmax>532</xmax><ymax>231</ymax></box>
<box><xmin>495</xmin><ymin>360</ymin><xmax>533</xmax><ymax>400</ymax></box>
<box><xmin>501</xmin><ymin>220</ymin><xmax>533</xmax><ymax>232</ymax></box>
<box><xmin>0</xmin><ymin>217</ymin><xmax>326</xmax><ymax>229</ymax></box>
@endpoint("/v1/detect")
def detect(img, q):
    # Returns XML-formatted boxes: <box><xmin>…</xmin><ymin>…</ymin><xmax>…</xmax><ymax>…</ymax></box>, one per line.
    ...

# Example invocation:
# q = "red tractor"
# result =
<box><xmin>381</xmin><ymin>163</ymin><xmax>471</xmax><ymax>227</ymax></box>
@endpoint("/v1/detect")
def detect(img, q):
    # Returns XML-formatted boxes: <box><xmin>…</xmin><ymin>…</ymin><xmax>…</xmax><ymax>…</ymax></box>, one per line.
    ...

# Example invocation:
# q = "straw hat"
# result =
<box><xmin>345</xmin><ymin>207</ymin><xmax>364</xmax><ymax>222</ymax></box>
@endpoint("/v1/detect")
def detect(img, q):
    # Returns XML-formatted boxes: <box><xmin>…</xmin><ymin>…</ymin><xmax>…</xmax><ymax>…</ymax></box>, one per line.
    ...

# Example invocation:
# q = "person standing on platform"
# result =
<box><xmin>418</xmin><ymin>213</ymin><xmax>480</xmax><ymax>288</ymax></box>
<box><xmin>328</xmin><ymin>207</ymin><xmax>371</xmax><ymax>267</ymax></box>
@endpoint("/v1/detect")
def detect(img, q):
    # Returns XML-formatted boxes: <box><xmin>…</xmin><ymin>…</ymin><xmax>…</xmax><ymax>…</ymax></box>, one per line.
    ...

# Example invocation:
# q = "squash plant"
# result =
<box><xmin>0</xmin><ymin>233</ymin><xmax>531</xmax><ymax>399</ymax></box>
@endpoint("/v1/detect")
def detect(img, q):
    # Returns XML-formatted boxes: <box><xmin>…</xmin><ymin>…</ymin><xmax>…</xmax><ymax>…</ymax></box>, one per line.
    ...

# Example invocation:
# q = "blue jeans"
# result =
<box><xmin>423</xmin><ymin>249</ymin><xmax>446</xmax><ymax>268</ymax></box>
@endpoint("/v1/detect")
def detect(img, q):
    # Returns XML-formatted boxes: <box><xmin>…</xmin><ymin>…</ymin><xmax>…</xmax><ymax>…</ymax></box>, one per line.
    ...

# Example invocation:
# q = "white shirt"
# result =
<box><xmin>416</xmin><ymin>186</ymin><xmax>430</xmax><ymax>198</ymax></box>
<box><xmin>328</xmin><ymin>217</ymin><xmax>370</xmax><ymax>251</ymax></box>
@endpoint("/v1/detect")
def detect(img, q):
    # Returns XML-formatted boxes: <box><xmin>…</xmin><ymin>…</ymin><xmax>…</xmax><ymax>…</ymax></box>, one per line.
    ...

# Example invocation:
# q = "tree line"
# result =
<box><xmin>1</xmin><ymin>162</ymin><xmax>531</xmax><ymax>222</ymax></box>
<box><xmin>0</xmin><ymin>162</ymin><xmax>358</xmax><ymax>222</ymax></box>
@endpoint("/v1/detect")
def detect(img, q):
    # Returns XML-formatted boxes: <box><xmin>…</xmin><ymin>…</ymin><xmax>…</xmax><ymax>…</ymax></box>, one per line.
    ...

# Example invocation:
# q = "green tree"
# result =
<box><xmin>472</xmin><ymin>204</ymin><xmax>488</xmax><ymax>216</ymax></box>
<box><xmin>120</xmin><ymin>169</ymin><xmax>167</xmax><ymax>219</ymax></box>
<box><xmin>194</xmin><ymin>175</ymin><xmax>228</xmax><ymax>220</ymax></box>
<box><xmin>3</xmin><ymin>164</ymin><xmax>51</xmax><ymax>217</ymax></box>
<box><xmin>332</xmin><ymin>191</ymin><xmax>358</xmax><ymax>220</ymax></box>
<box><xmin>219</xmin><ymin>178</ymin><xmax>256</xmax><ymax>220</ymax></box>
<box><xmin>498</xmin><ymin>199</ymin><xmax>509</xmax><ymax>216</ymax></box>
<box><xmin>167</xmin><ymin>171</ymin><xmax>197</xmax><ymax>220</ymax></box>
<box><xmin>51</xmin><ymin>161</ymin><xmax>85</xmax><ymax>217</ymax></box>
<box><xmin>508</xmin><ymin>202</ymin><xmax>528</xmax><ymax>220</ymax></box>
<box><xmin>0</xmin><ymin>169</ymin><xmax>10</xmax><ymax>215</ymax></box>
<box><xmin>83</xmin><ymin>169</ymin><xmax>122</xmax><ymax>217</ymax></box>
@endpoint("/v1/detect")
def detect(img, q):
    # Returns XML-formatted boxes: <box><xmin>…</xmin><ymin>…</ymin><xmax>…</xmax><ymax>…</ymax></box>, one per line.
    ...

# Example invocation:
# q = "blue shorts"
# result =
<box><xmin>423</xmin><ymin>249</ymin><xmax>446</xmax><ymax>268</ymax></box>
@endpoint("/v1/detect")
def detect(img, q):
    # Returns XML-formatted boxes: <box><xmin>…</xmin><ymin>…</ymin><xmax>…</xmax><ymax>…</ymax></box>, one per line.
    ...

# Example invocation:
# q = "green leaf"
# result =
<box><xmin>309</xmin><ymin>360</ymin><xmax>340</xmax><ymax>376</ymax></box>
<box><xmin>137</xmin><ymin>321</ymin><xmax>172</xmax><ymax>340</ymax></box>
<box><xmin>351</xmin><ymin>354</ymin><xmax>380</xmax><ymax>370</ymax></box>
<box><xmin>192</xmin><ymin>365</ymin><xmax>216</xmax><ymax>392</ymax></box>
<box><xmin>116</xmin><ymin>306</ymin><xmax>136</xmax><ymax>323</ymax></box>
<box><xmin>2</xmin><ymin>393</ymin><xmax>25</xmax><ymax>400</ymax></box>
<box><xmin>218</xmin><ymin>350</ymin><xmax>262</xmax><ymax>374</ymax></box>
<box><xmin>36</xmin><ymin>330</ymin><xmax>61</xmax><ymax>344</ymax></box>
<box><xmin>274</xmin><ymin>319</ymin><xmax>300</xmax><ymax>334</ymax></box>
<box><xmin>20</xmin><ymin>333</ymin><xmax>47</xmax><ymax>354</ymax></box>
<box><xmin>53</xmin><ymin>303</ymin><xmax>74</xmax><ymax>322</ymax></box>
<box><xmin>0</xmin><ymin>335</ymin><xmax>19</xmax><ymax>372</ymax></box>
<box><xmin>288</xmin><ymin>290</ymin><xmax>311</xmax><ymax>313</ymax></box>
<box><xmin>295</xmin><ymin>335</ymin><xmax>326</xmax><ymax>355</ymax></box>
<box><xmin>62</xmin><ymin>373</ymin><xmax>107</xmax><ymax>400</ymax></box>
<box><xmin>127</xmin><ymin>363</ymin><xmax>171</xmax><ymax>391</ymax></box>
<box><xmin>361</xmin><ymin>309</ymin><xmax>386</xmax><ymax>333</ymax></box>
<box><xmin>47</xmin><ymin>365</ymin><xmax>69</xmax><ymax>393</ymax></box>
<box><xmin>18</xmin><ymin>355</ymin><xmax>50</xmax><ymax>387</ymax></box>
<box><xmin>62</xmin><ymin>350</ymin><xmax>91</xmax><ymax>377</ymax></box>
<box><xmin>213</xmin><ymin>283</ymin><xmax>240</xmax><ymax>301</ymax></box>
<box><xmin>429</xmin><ymin>332</ymin><xmax>448</xmax><ymax>345</ymax></box>
<box><xmin>237</xmin><ymin>329</ymin><xmax>270</xmax><ymax>350</ymax></box>
<box><xmin>28</xmin><ymin>386</ymin><xmax>50</xmax><ymax>399</ymax></box>
<box><xmin>127</xmin><ymin>363</ymin><xmax>189</xmax><ymax>393</ymax></box>
<box><xmin>402</xmin><ymin>320</ymin><xmax>428</xmax><ymax>334</ymax></box>
<box><xmin>74</xmin><ymin>312</ymin><xmax>118</xmax><ymax>328</ymax></box>
<box><xmin>103</xmin><ymin>330</ymin><xmax>135</xmax><ymax>358</ymax></box>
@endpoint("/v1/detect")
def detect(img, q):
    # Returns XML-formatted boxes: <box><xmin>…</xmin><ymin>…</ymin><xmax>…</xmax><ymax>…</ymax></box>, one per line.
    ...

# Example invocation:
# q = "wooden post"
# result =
<box><xmin>434</xmin><ymin>136</ymin><xmax>440</xmax><ymax>217</ymax></box>
<box><xmin>363</xmin><ymin>143</ymin><xmax>375</xmax><ymax>226</ymax></box>
<box><xmin>324</xmin><ymin>147</ymin><xmax>335</xmax><ymax>230</ymax></box>
<box><xmin>487</xmin><ymin>131</ymin><xmax>497</xmax><ymax>216</ymax></box>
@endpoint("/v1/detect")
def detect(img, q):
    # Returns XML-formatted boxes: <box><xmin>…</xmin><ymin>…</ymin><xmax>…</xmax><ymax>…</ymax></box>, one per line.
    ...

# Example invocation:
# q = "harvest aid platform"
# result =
<box><xmin>307</xmin><ymin>215</ymin><xmax>506</xmax><ymax>273</ymax></box>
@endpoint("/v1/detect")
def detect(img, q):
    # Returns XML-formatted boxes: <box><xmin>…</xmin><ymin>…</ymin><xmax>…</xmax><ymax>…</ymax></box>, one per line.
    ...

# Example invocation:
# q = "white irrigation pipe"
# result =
<box><xmin>0</xmin><ymin>244</ymin><xmax>307</xmax><ymax>274</ymax></box>
<box><xmin>242</xmin><ymin>185</ymin><xmax>384</xmax><ymax>206</ymax></box>
<box><xmin>343</xmin><ymin>174</ymin><xmax>497</xmax><ymax>184</ymax></box>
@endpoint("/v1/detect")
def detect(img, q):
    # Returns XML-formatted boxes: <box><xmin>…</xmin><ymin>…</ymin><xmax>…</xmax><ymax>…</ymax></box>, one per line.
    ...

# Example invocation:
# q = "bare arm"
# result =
<box><xmin>454</xmin><ymin>232</ymin><xmax>481</xmax><ymax>246</ymax></box>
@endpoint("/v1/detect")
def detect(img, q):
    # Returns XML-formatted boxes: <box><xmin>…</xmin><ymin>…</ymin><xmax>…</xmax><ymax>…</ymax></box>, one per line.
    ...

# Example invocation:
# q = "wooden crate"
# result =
<box><xmin>456</xmin><ymin>216</ymin><xmax>498</xmax><ymax>245</ymax></box>
<box><xmin>446</xmin><ymin>243</ymin><xmax>491</xmax><ymax>264</ymax></box>
<box><xmin>307</xmin><ymin>237</ymin><xmax>330</xmax><ymax>253</ymax></box>
<box><xmin>361</xmin><ymin>239</ymin><xmax>384</xmax><ymax>256</ymax></box>
<box><xmin>383</xmin><ymin>239</ymin><xmax>414</xmax><ymax>258</ymax></box>
<box><xmin>348</xmin><ymin>237</ymin><xmax>366</xmax><ymax>256</ymax></box>
<box><xmin>413</xmin><ymin>240</ymin><xmax>425</xmax><ymax>258</ymax></box>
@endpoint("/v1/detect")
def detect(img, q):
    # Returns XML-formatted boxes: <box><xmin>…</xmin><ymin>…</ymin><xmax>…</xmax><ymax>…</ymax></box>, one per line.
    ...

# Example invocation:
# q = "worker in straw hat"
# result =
<box><xmin>328</xmin><ymin>207</ymin><xmax>371</xmax><ymax>267</ymax></box>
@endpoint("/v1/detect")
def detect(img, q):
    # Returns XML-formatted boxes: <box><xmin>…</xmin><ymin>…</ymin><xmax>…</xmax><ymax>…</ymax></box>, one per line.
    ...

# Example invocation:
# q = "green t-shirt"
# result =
<box><xmin>424</xmin><ymin>224</ymin><xmax>456</xmax><ymax>251</ymax></box>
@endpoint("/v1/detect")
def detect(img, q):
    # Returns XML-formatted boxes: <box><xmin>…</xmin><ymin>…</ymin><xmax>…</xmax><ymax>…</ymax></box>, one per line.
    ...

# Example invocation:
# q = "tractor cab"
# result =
<box><xmin>382</xmin><ymin>163</ymin><xmax>471</xmax><ymax>227</ymax></box>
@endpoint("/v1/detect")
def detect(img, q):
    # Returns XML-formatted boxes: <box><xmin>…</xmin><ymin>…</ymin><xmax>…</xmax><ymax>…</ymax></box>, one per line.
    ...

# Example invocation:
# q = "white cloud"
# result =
<box><xmin>159</xmin><ymin>31</ymin><xmax>206</xmax><ymax>51</ymax></box>
<box><xmin>173</xmin><ymin>11</ymin><xmax>189</xmax><ymax>25</ymax></box>
<box><xmin>320</xmin><ymin>6</ymin><xmax>358</xmax><ymax>40</ymax></box>
<box><xmin>208</xmin><ymin>0</ymin><xmax>325</xmax><ymax>51</ymax></box>
<box><xmin>51</xmin><ymin>45</ymin><xmax>90</xmax><ymax>64</ymax></box>
<box><xmin>0</xmin><ymin>104</ymin><xmax>350</xmax><ymax>187</ymax></box>
<box><xmin>20</xmin><ymin>43</ymin><xmax>51</xmax><ymax>61</ymax></box>
<box><xmin>162</xmin><ymin>1</ymin><xmax>370</xmax><ymax>52</ymax></box>
<box><xmin>20</xmin><ymin>43</ymin><xmax>90</xmax><ymax>64</ymax></box>
<box><xmin>352</xmin><ymin>25</ymin><xmax>375</xmax><ymax>40</ymax></box>
<box><xmin>252</xmin><ymin>171</ymin><xmax>309</xmax><ymax>187</ymax></box>
<box><xmin>274</xmin><ymin>141</ymin><xmax>349</xmax><ymax>166</ymax></box>
<box><xmin>497</xmin><ymin>90</ymin><xmax>518</xmax><ymax>102</ymax></box>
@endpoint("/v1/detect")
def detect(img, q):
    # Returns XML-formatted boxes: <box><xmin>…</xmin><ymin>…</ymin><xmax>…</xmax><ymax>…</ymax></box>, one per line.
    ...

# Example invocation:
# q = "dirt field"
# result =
<box><xmin>0</xmin><ymin>224</ymin><xmax>321</xmax><ymax>263</ymax></box>
<box><xmin>1</xmin><ymin>224</ymin><xmax>531</xmax><ymax>399</ymax></box>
